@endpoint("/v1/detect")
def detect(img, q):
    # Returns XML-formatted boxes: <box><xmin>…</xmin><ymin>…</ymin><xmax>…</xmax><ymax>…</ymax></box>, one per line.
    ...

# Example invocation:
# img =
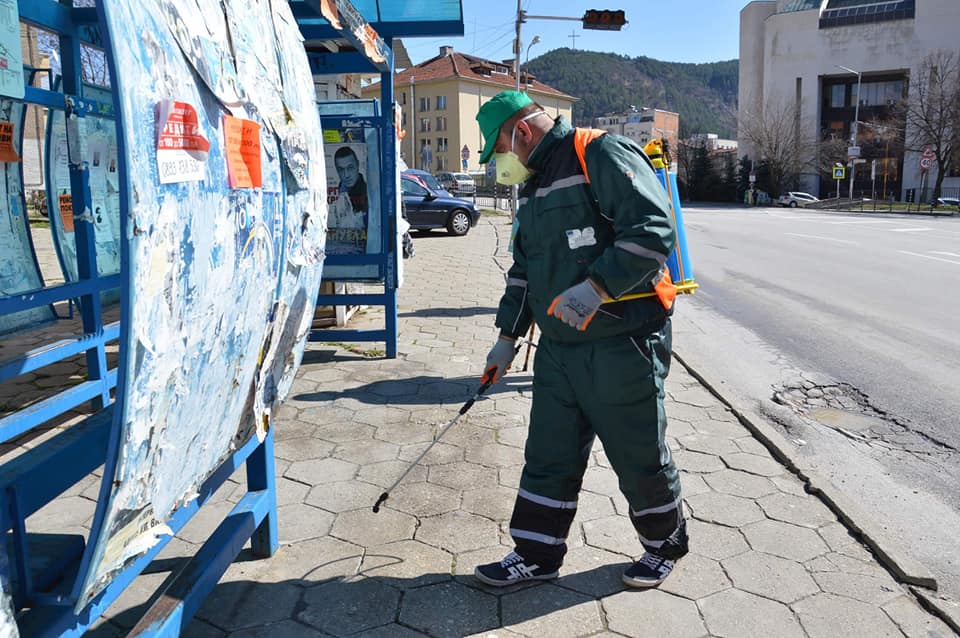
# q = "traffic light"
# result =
<box><xmin>582</xmin><ymin>9</ymin><xmax>627</xmax><ymax>31</ymax></box>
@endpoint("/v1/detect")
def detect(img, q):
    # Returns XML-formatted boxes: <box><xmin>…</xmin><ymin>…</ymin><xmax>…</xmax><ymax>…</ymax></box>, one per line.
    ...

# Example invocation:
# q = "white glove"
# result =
<box><xmin>482</xmin><ymin>336</ymin><xmax>517</xmax><ymax>384</ymax></box>
<box><xmin>548</xmin><ymin>279</ymin><xmax>609</xmax><ymax>331</ymax></box>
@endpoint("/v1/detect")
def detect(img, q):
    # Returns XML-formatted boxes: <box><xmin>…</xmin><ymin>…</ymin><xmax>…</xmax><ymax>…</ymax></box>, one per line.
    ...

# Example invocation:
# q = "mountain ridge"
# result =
<box><xmin>524</xmin><ymin>48</ymin><xmax>739</xmax><ymax>139</ymax></box>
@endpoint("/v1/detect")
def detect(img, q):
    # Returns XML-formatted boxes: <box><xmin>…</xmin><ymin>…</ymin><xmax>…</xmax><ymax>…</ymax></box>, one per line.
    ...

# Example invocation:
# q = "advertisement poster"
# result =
<box><xmin>156</xmin><ymin>99</ymin><xmax>209</xmax><ymax>184</ymax></box>
<box><xmin>223</xmin><ymin>115</ymin><xmax>262</xmax><ymax>188</ymax></box>
<box><xmin>46</xmin><ymin>110</ymin><xmax>122</xmax><ymax>281</ymax></box>
<box><xmin>325</xmin><ymin>141</ymin><xmax>368</xmax><ymax>254</ymax></box>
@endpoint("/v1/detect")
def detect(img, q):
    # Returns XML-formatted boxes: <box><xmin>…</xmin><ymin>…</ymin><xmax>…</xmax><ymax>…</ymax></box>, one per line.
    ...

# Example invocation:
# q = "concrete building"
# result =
<box><xmin>689</xmin><ymin>133</ymin><xmax>738</xmax><ymax>152</ymax></box>
<box><xmin>362</xmin><ymin>46</ymin><xmax>575</xmax><ymax>173</ymax></box>
<box><xmin>739</xmin><ymin>0</ymin><xmax>960</xmax><ymax>199</ymax></box>
<box><xmin>594</xmin><ymin>108</ymin><xmax>680</xmax><ymax>156</ymax></box>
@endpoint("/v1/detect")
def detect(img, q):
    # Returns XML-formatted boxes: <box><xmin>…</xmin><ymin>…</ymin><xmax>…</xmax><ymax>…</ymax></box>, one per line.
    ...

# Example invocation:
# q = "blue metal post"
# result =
<box><xmin>60</xmin><ymin>32</ymin><xmax>109</xmax><ymax>409</ymax></box>
<box><xmin>381</xmin><ymin>44</ymin><xmax>398</xmax><ymax>359</ymax></box>
<box><xmin>245</xmin><ymin>431</ymin><xmax>278</xmax><ymax>558</ymax></box>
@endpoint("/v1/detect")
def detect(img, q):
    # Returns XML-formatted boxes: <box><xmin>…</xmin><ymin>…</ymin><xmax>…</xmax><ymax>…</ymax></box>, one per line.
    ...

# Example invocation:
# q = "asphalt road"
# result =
<box><xmin>672</xmin><ymin>204</ymin><xmax>960</xmax><ymax>601</ymax></box>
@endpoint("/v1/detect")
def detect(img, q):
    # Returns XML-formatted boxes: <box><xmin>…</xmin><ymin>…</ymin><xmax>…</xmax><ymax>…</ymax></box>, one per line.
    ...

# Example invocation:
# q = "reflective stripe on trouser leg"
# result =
<box><xmin>577</xmin><ymin>320</ymin><xmax>687</xmax><ymax>558</ymax></box>
<box><xmin>512</xmin><ymin>338</ymin><xmax>594</xmax><ymax>566</ymax></box>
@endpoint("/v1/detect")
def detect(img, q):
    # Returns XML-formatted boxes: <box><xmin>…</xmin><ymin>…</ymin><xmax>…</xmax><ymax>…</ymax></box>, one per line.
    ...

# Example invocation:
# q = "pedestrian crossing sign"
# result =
<box><xmin>833</xmin><ymin>165</ymin><xmax>845</xmax><ymax>180</ymax></box>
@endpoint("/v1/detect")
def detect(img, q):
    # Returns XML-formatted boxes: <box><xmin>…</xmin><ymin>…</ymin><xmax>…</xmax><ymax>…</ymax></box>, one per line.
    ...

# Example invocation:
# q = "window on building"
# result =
<box><xmin>830</xmin><ymin>84</ymin><xmax>845</xmax><ymax>108</ymax></box>
<box><xmin>420</xmin><ymin>118</ymin><xmax>431</xmax><ymax>133</ymax></box>
<box><xmin>436</xmin><ymin>156</ymin><xmax>448</xmax><ymax>171</ymax></box>
<box><xmin>437</xmin><ymin>137</ymin><xmax>449</xmax><ymax>152</ymax></box>
<box><xmin>820</xmin><ymin>0</ymin><xmax>915</xmax><ymax>28</ymax></box>
<box><xmin>436</xmin><ymin>116</ymin><xmax>447</xmax><ymax>132</ymax></box>
<box><xmin>401</xmin><ymin>111</ymin><xmax>407</xmax><ymax>127</ymax></box>
<box><xmin>420</xmin><ymin>97</ymin><xmax>430</xmax><ymax>111</ymax></box>
<box><xmin>400</xmin><ymin>91</ymin><xmax>406</xmax><ymax>105</ymax></box>
<box><xmin>853</xmin><ymin>80</ymin><xmax>904</xmax><ymax>107</ymax></box>
<box><xmin>436</xmin><ymin>95</ymin><xmax>447</xmax><ymax>110</ymax></box>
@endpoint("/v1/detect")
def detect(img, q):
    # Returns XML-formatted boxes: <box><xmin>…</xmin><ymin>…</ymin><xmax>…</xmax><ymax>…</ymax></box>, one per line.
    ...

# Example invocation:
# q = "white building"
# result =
<box><xmin>689</xmin><ymin>133</ymin><xmax>738</xmax><ymax>152</ymax></box>
<box><xmin>739</xmin><ymin>0</ymin><xmax>960</xmax><ymax>200</ymax></box>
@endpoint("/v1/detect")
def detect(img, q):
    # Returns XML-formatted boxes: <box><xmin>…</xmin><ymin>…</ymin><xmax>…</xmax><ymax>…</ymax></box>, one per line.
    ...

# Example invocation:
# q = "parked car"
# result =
<box><xmin>400</xmin><ymin>176</ymin><xmax>480</xmax><ymax>236</ymax></box>
<box><xmin>437</xmin><ymin>171</ymin><xmax>476</xmax><ymax>195</ymax></box>
<box><xmin>402</xmin><ymin>169</ymin><xmax>451</xmax><ymax>197</ymax></box>
<box><xmin>935</xmin><ymin>196</ymin><xmax>959</xmax><ymax>210</ymax></box>
<box><xmin>777</xmin><ymin>191</ymin><xmax>819</xmax><ymax>207</ymax></box>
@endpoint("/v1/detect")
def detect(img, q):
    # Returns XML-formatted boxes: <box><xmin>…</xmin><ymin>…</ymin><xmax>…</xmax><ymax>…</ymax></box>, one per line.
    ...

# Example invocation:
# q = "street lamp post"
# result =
<box><xmin>836</xmin><ymin>64</ymin><xmax>862</xmax><ymax>201</ymax></box>
<box><xmin>522</xmin><ymin>35</ymin><xmax>541</xmax><ymax>87</ymax></box>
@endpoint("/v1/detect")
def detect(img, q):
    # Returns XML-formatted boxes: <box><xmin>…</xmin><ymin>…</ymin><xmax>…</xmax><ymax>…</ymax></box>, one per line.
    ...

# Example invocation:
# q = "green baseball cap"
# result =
<box><xmin>476</xmin><ymin>90</ymin><xmax>533</xmax><ymax>164</ymax></box>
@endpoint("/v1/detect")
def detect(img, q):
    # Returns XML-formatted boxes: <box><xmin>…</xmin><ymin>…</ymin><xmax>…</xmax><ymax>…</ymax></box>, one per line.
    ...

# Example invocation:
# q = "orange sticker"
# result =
<box><xmin>223</xmin><ymin>115</ymin><xmax>262</xmax><ymax>188</ymax></box>
<box><xmin>59</xmin><ymin>194</ymin><xmax>74</xmax><ymax>232</ymax></box>
<box><xmin>0</xmin><ymin>122</ymin><xmax>19</xmax><ymax>163</ymax></box>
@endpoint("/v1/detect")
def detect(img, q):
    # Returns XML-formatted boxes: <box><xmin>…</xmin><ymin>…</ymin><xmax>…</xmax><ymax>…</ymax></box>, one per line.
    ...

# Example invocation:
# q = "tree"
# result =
<box><xmin>738</xmin><ymin>96</ymin><xmax>816</xmax><ymax>198</ymax></box>
<box><xmin>674</xmin><ymin>141</ymin><xmax>695</xmax><ymax>201</ymax></box>
<box><xmin>900</xmin><ymin>50</ymin><xmax>960</xmax><ymax>201</ymax></box>
<box><xmin>720</xmin><ymin>151</ymin><xmax>738</xmax><ymax>202</ymax></box>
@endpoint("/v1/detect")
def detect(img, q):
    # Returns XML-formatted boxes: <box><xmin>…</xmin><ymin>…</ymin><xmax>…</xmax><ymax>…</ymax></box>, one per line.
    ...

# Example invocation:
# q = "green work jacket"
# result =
<box><xmin>496</xmin><ymin>118</ymin><xmax>676</xmax><ymax>343</ymax></box>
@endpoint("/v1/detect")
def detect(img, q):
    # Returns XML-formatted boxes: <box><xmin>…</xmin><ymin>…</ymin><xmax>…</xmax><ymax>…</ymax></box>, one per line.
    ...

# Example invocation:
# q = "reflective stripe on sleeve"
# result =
<box><xmin>614</xmin><ymin>240</ymin><xmax>667</xmax><ymax>265</ymax></box>
<box><xmin>506</xmin><ymin>278</ymin><xmax>528</xmax><ymax>289</ymax></box>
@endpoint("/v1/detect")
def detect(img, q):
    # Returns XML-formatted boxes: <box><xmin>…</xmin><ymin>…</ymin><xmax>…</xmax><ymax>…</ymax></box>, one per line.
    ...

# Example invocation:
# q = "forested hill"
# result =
<box><xmin>525</xmin><ymin>48</ymin><xmax>739</xmax><ymax>138</ymax></box>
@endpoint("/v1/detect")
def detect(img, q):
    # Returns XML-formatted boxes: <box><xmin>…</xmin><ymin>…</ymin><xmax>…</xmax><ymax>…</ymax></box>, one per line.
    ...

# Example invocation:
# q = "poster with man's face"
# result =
<box><xmin>325</xmin><ymin>142</ymin><xmax>368</xmax><ymax>255</ymax></box>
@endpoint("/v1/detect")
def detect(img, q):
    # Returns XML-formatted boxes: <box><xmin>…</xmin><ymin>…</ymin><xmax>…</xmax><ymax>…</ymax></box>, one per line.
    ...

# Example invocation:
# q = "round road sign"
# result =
<box><xmin>920</xmin><ymin>157</ymin><xmax>933</xmax><ymax>170</ymax></box>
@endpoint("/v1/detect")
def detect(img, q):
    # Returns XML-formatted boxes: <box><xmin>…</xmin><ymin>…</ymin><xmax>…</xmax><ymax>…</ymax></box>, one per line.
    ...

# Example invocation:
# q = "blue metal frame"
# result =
<box><xmin>0</xmin><ymin>2</ymin><xmax>280</xmax><ymax>635</ymax></box>
<box><xmin>295</xmin><ymin>0</ymin><xmax>464</xmax><ymax>360</ymax></box>
<box><xmin>311</xmin><ymin>105</ymin><xmax>399</xmax><ymax>358</ymax></box>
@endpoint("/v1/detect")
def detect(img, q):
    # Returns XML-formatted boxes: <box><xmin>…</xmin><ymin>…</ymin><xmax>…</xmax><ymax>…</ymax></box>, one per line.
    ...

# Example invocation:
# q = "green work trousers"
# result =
<box><xmin>508</xmin><ymin>319</ymin><xmax>685</xmax><ymax>565</ymax></box>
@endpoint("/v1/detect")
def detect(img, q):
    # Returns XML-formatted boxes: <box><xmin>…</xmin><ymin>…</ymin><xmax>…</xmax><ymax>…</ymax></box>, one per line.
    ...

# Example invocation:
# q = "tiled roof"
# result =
<box><xmin>384</xmin><ymin>51</ymin><xmax>575</xmax><ymax>100</ymax></box>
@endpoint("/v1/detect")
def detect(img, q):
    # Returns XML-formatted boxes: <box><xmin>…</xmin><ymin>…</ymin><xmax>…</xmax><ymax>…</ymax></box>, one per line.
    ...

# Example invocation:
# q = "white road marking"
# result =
<box><xmin>899</xmin><ymin>250</ymin><xmax>960</xmax><ymax>266</ymax></box>
<box><xmin>931</xmin><ymin>251</ymin><xmax>960</xmax><ymax>257</ymax></box>
<box><xmin>784</xmin><ymin>233</ymin><xmax>859</xmax><ymax>245</ymax></box>
<box><xmin>888</xmin><ymin>227</ymin><xmax>932</xmax><ymax>232</ymax></box>
<box><xmin>821</xmin><ymin>219</ymin><xmax>894</xmax><ymax>225</ymax></box>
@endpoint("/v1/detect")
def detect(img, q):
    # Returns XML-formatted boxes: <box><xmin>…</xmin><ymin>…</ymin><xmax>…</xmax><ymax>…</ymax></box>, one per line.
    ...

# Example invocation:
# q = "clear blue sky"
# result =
<box><xmin>402</xmin><ymin>0</ymin><xmax>745</xmax><ymax>67</ymax></box>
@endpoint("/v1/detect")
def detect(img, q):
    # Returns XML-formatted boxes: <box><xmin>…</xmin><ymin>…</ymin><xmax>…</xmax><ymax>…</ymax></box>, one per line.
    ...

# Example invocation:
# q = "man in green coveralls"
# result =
<box><xmin>473</xmin><ymin>91</ymin><xmax>687</xmax><ymax>588</ymax></box>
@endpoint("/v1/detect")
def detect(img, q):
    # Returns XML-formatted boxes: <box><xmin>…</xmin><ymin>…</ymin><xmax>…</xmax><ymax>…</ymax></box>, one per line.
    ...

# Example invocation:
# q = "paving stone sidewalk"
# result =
<box><xmin>83</xmin><ymin>214</ymin><xmax>955</xmax><ymax>636</ymax></box>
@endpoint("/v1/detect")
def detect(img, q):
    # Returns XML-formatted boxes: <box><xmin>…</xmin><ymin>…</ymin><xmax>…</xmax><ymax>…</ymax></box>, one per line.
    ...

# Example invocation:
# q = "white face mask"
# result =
<box><xmin>494</xmin><ymin>111</ymin><xmax>544</xmax><ymax>185</ymax></box>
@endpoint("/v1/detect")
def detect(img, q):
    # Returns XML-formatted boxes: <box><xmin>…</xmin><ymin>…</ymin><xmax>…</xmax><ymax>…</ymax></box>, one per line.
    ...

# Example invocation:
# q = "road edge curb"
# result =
<box><xmin>910</xmin><ymin>587</ymin><xmax>960</xmax><ymax>635</ymax></box>
<box><xmin>672</xmin><ymin>349</ymin><xmax>940</xmax><ymax>594</ymax></box>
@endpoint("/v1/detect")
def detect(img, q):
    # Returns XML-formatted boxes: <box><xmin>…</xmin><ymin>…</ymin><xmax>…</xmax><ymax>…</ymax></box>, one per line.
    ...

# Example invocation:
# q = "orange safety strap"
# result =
<box><xmin>573</xmin><ymin>128</ymin><xmax>607</xmax><ymax>183</ymax></box>
<box><xmin>574</xmin><ymin>127</ymin><xmax>677</xmax><ymax>310</ymax></box>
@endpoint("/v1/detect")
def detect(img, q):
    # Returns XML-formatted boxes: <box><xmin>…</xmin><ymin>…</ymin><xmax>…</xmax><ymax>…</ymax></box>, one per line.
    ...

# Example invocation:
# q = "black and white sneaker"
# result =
<box><xmin>622</xmin><ymin>552</ymin><xmax>676</xmax><ymax>588</ymax></box>
<box><xmin>474</xmin><ymin>551</ymin><xmax>559</xmax><ymax>587</ymax></box>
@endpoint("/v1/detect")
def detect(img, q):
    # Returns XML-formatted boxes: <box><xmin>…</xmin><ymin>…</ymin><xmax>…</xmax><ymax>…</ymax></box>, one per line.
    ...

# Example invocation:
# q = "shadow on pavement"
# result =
<box><xmin>399</xmin><ymin>306</ymin><xmax>498</xmax><ymax>318</ymax></box>
<box><xmin>293</xmin><ymin>374</ymin><xmax>534</xmax><ymax>406</ymax></box>
<box><xmin>88</xmin><ymin>546</ymin><xmax>632</xmax><ymax>637</ymax></box>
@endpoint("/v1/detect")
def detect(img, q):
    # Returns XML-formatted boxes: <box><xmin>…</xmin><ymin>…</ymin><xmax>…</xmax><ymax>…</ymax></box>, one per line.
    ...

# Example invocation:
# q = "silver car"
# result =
<box><xmin>438</xmin><ymin>172</ymin><xmax>476</xmax><ymax>195</ymax></box>
<box><xmin>777</xmin><ymin>191</ymin><xmax>819</xmax><ymax>208</ymax></box>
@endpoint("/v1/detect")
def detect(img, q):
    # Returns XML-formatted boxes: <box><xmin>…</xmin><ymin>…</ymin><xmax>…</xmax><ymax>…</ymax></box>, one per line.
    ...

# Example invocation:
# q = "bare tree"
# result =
<box><xmin>738</xmin><ymin>96</ymin><xmax>817</xmax><ymax>197</ymax></box>
<box><xmin>901</xmin><ymin>50</ymin><xmax>960</xmax><ymax>201</ymax></box>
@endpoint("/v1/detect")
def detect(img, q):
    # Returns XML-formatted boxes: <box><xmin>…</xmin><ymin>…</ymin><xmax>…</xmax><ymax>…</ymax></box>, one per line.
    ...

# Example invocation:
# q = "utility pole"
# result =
<box><xmin>512</xmin><ymin>0</ymin><xmax>524</xmax><ymax>220</ymax></box>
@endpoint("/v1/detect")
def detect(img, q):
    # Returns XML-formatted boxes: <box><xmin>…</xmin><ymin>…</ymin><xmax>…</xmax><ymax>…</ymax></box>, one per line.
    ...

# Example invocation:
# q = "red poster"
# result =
<box><xmin>223</xmin><ymin>115</ymin><xmax>262</xmax><ymax>189</ymax></box>
<box><xmin>156</xmin><ymin>99</ymin><xmax>209</xmax><ymax>183</ymax></box>
<box><xmin>59</xmin><ymin>194</ymin><xmax>74</xmax><ymax>232</ymax></box>
<box><xmin>0</xmin><ymin>121</ymin><xmax>19</xmax><ymax>163</ymax></box>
